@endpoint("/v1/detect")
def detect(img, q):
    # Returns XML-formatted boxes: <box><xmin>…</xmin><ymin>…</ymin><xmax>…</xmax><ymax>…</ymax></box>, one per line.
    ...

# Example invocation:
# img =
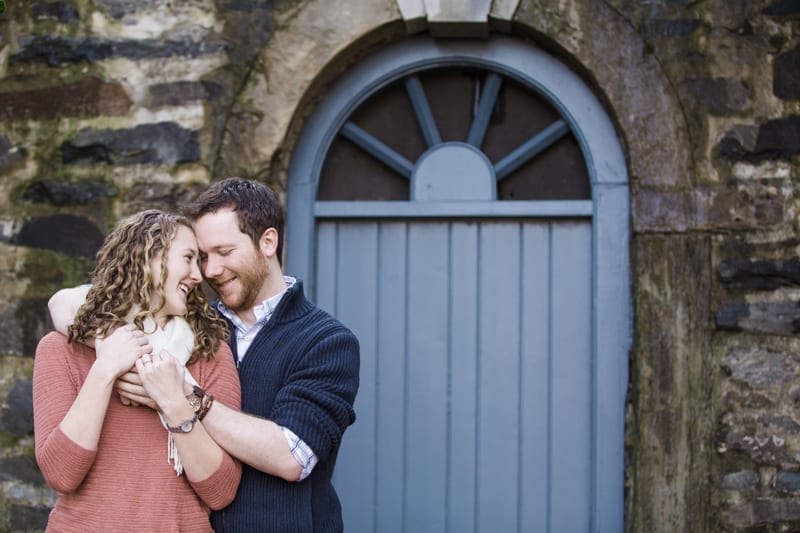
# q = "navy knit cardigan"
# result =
<box><xmin>211</xmin><ymin>280</ymin><xmax>360</xmax><ymax>533</ymax></box>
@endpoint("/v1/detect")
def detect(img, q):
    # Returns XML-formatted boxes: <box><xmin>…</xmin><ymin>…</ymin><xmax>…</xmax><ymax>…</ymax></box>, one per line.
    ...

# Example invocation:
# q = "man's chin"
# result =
<box><xmin>220</xmin><ymin>294</ymin><xmax>244</xmax><ymax>310</ymax></box>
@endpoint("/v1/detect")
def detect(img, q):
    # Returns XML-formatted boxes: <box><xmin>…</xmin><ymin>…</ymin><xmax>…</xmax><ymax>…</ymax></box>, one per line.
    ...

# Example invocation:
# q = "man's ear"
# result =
<box><xmin>259</xmin><ymin>227</ymin><xmax>279</xmax><ymax>258</ymax></box>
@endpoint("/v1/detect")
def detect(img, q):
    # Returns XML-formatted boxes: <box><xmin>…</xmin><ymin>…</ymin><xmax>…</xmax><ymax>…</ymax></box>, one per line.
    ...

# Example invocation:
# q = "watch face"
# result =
<box><xmin>180</xmin><ymin>420</ymin><xmax>194</xmax><ymax>432</ymax></box>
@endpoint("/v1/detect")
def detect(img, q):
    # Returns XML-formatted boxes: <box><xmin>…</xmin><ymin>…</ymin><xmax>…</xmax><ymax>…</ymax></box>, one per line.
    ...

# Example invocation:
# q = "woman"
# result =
<box><xmin>33</xmin><ymin>210</ymin><xmax>241</xmax><ymax>533</ymax></box>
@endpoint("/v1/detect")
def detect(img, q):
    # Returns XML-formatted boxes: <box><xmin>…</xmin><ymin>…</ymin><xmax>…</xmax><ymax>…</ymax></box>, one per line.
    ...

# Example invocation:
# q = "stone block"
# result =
<box><xmin>643</xmin><ymin>19</ymin><xmax>700</xmax><ymax>38</ymax></box>
<box><xmin>684</xmin><ymin>77</ymin><xmax>750</xmax><ymax>114</ymax></box>
<box><xmin>60</xmin><ymin>122</ymin><xmax>200</xmax><ymax>166</ymax></box>
<box><xmin>718</xmin><ymin>116</ymin><xmax>800</xmax><ymax>163</ymax></box>
<box><xmin>0</xmin><ymin>299</ymin><xmax>53</xmax><ymax>357</ymax></box>
<box><xmin>9</xmin><ymin>504</ymin><xmax>49</xmax><ymax>533</ymax></box>
<box><xmin>775</xmin><ymin>471</ymin><xmax>800</xmax><ymax>492</ymax></box>
<box><xmin>149</xmin><ymin>80</ymin><xmax>222</xmax><ymax>107</ymax></box>
<box><xmin>763</xmin><ymin>0</ymin><xmax>800</xmax><ymax>17</ymax></box>
<box><xmin>722</xmin><ymin>347</ymin><xmax>796</xmax><ymax>389</ymax></box>
<box><xmin>632</xmin><ymin>190</ymin><xmax>691</xmax><ymax>232</ymax></box>
<box><xmin>0</xmin><ymin>456</ymin><xmax>43</xmax><ymax>485</ymax></box>
<box><xmin>693</xmin><ymin>187</ymin><xmax>786</xmax><ymax>231</ymax></box>
<box><xmin>21</xmin><ymin>180</ymin><xmax>116</xmax><ymax>206</ymax></box>
<box><xmin>722</xmin><ymin>497</ymin><xmax>800</xmax><ymax>529</ymax></box>
<box><xmin>425</xmin><ymin>0</ymin><xmax>492</xmax><ymax>37</ymax></box>
<box><xmin>716</xmin><ymin>301</ymin><xmax>800</xmax><ymax>336</ymax></box>
<box><xmin>32</xmin><ymin>1</ymin><xmax>79</xmax><ymax>23</ymax></box>
<box><xmin>723</xmin><ymin>389</ymin><xmax>774</xmax><ymax>409</ymax></box>
<box><xmin>720</xmin><ymin>470</ymin><xmax>758</xmax><ymax>492</ymax></box>
<box><xmin>11</xmin><ymin>35</ymin><xmax>225</xmax><ymax>67</ymax></box>
<box><xmin>760</xmin><ymin>414</ymin><xmax>800</xmax><ymax>433</ymax></box>
<box><xmin>94</xmin><ymin>0</ymin><xmax>160</xmax><ymax>19</ymax></box>
<box><xmin>0</xmin><ymin>135</ymin><xmax>26</xmax><ymax>174</ymax></box>
<box><xmin>0</xmin><ymin>78</ymin><xmax>132</xmax><ymax>121</ymax></box>
<box><xmin>774</xmin><ymin>46</ymin><xmax>800</xmax><ymax>101</ymax></box>
<box><xmin>717</xmin><ymin>257</ymin><xmax>800</xmax><ymax>291</ymax></box>
<box><xmin>11</xmin><ymin>214</ymin><xmax>104</xmax><ymax>259</ymax></box>
<box><xmin>723</xmin><ymin>431</ymin><xmax>790</xmax><ymax>466</ymax></box>
<box><xmin>0</xmin><ymin>378</ymin><xmax>33</xmax><ymax>437</ymax></box>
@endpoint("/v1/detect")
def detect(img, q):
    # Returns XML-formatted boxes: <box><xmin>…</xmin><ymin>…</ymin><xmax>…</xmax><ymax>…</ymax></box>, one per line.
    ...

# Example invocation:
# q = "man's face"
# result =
<box><xmin>194</xmin><ymin>208</ymin><xmax>269</xmax><ymax>311</ymax></box>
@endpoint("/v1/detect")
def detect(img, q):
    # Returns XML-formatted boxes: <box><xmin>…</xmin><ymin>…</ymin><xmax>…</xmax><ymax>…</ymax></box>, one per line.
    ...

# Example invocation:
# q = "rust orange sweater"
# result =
<box><xmin>33</xmin><ymin>332</ymin><xmax>242</xmax><ymax>533</ymax></box>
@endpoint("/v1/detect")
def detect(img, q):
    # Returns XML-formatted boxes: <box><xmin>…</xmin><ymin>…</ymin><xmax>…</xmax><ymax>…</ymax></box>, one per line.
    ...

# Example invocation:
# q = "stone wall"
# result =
<box><xmin>0</xmin><ymin>0</ymin><xmax>798</xmax><ymax>532</ymax></box>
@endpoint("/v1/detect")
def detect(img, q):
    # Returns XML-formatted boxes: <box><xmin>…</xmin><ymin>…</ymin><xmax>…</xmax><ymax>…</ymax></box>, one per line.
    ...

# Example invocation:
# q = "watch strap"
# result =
<box><xmin>165</xmin><ymin>412</ymin><xmax>198</xmax><ymax>433</ymax></box>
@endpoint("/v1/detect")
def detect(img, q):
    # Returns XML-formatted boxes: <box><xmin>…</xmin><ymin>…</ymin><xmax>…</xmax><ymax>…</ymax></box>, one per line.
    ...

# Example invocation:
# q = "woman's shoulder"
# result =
<box><xmin>188</xmin><ymin>342</ymin><xmax>235</xmax><ymax>373</ymax></box>
<box><xmin>37</xmin><ymin>331</ymin><xmax>70</xmax><ymax>351</ymax></box>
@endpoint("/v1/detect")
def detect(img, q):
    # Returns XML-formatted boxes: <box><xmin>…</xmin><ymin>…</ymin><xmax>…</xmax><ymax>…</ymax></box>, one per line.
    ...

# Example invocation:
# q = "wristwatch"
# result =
<box><xmin>185</xmin><ymin>386</ymin><xmax>204</xmax><ymax>413</ymax></box>
<box><xmin>185</xmin><ymin>385</ymin><xmax>214</xmax><ymax>421</ymax></box>
<box><xmin>166</xmin><ymin>412</ymin><xmax>198</xmax><ymax>433</ymax></box>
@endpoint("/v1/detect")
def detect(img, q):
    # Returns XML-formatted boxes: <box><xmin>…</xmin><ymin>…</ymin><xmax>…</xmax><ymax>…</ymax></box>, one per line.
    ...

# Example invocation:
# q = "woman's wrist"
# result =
<box><xmin>157</xmin><ymin>393</ymin><xmax>195</xmax><ymax>424</ymax></box>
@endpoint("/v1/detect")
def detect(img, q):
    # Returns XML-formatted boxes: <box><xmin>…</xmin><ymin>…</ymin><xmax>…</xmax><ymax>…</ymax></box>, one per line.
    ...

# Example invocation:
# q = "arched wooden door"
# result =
<box><xmin>286</xmin><ymin>36</ymin><xmax>630</xmax><ymax>533</ymax></box>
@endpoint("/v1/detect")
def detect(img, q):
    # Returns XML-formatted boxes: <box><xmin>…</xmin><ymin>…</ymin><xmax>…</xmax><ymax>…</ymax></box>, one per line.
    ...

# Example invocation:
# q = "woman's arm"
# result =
<box><xmin>34</xmin><ymin>326</ymin><xmax>149</xmax><ymax>492</ymax></box>
<box><xmin>137</xmin><ymin>344</ymin><xmax>242</xmax><ymax>509</ymax></box>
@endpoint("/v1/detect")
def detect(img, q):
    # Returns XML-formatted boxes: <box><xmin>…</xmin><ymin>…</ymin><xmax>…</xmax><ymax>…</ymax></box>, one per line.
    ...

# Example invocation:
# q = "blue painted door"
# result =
<box><xmin>286</xmin><ymin>36</ymin><xmax>630</xmax><ymax>532</ymax></box>
<box><xmin>314</xmin><ymin>219</ymin><xmax>593</xmax><ymax>532</ymax></box>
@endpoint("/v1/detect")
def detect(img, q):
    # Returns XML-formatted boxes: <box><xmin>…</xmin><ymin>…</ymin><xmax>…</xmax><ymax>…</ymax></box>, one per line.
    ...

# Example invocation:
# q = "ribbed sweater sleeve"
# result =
<box><xmin>270</xmin><ymin>327</ymin><xmax>360</xmax><ymax>462</ymax></box>
<box><xmin>187</xmin><ymin>342</ymin><xmax>242</xmax><ymax>509</ymax></box>
<box><xmin>33</xmin><ymin>333</ymin><xmax>97</xmax><ymax>492</ymax></box>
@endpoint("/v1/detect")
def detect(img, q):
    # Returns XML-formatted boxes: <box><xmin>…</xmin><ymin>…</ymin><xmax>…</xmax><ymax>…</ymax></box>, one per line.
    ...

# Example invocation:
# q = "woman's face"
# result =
<box><xmin>150</xmin><ymin>225</ymin><xmax>202</xmax><ymax>323</ymax></box>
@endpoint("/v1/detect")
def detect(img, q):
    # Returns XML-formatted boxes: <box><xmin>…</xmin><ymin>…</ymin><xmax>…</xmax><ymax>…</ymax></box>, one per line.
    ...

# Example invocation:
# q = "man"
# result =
<box><xmin>49</xmin><ymin>178</ymin><xmax>360</xmax><ymax>532</ymax></box>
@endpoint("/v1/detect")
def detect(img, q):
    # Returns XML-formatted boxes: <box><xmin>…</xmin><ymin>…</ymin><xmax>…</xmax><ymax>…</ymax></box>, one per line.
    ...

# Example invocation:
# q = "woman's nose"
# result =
<box><xmin>190</xmin><ymin>260</ymin><xmax>202</xmax><ymax>282</ymax></box>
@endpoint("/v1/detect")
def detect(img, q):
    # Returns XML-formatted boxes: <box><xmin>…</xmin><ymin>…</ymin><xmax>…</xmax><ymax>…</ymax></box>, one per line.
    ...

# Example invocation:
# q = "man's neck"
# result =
<box><xmin>236</xmin><ymin>274</ymin><xmax>288</xmax><ymax>328</ymax></box>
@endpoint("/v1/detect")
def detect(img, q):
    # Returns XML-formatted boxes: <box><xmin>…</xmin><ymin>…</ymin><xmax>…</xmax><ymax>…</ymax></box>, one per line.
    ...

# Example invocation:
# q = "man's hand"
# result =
<box><xmin>116</xmin><ymin>369</ymin><xmax>157</xmax><ymax>410</ymax></box>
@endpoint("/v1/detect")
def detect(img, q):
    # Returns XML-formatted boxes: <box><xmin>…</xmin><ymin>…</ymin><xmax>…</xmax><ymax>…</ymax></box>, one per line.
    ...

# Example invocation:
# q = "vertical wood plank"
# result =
<box><xmin>314</xmin><ymin>222</ymin><xmax>337</xmax><ymax>312</ymax></box>
<box><xmin>549</xmin><ymin>222</ymin><xmax>593</xmax><ymax>532</ymax></box>
<box><xmin>477</xmin><ymin>222</ymin><xmax>521</xmax><ymax>532</ymax></box>
<box><xmin>375</xmin><ymin>222</ymin><xmax>409</xmax><ymax>533</ymax></box>
<box><xmin>519</xmin><ymin>222</ymin><xmax>552</xmax><ymax>532</ymax></box>
<box><xmin>327</xmin><ymin>222</ymin><xmax>379</xmax><ymax>533</ymax></box>
<box><xmin>405</xmin><ymin>222</ymin><xmax>450</xmax><ymax>532</ymax></box>
<box><xmin>447</xmin><ymin>222</ymin><xmax>479</xmax><ymax>533</ymax></box>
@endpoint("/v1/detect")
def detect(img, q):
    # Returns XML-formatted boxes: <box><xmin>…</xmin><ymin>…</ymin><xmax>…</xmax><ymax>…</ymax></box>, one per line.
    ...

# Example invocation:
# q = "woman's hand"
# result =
<box><xmin>93</xmin><ymin>325</ymin><xmax>152</xmax><ymax>380</ymax></box>
<box><xmin>135</xmin><ymin>350</ymin><xmax>186</xmax><ymax>415</ymax></box>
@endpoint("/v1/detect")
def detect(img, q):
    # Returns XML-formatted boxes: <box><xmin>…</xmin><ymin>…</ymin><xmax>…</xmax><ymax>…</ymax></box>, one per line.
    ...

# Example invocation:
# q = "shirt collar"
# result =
<box><xmin>216</xmin><ymin>275</ymin><xmax>297</xmax><ymax>327</ymax></box>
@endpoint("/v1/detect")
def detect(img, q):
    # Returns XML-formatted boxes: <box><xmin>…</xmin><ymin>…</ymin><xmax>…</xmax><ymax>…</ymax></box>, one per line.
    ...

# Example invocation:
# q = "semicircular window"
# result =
<box><xmin>318</xmin><ymin>66</ymin><xmax>590</xmax><ymax>202</ymax></box>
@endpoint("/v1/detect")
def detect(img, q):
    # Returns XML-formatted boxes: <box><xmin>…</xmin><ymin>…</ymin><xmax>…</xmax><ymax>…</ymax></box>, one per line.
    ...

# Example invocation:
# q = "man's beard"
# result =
<box><xmin>219</xmin><ymin>253</ymin><xmax>269</xmax><ymax>311</ymax></box>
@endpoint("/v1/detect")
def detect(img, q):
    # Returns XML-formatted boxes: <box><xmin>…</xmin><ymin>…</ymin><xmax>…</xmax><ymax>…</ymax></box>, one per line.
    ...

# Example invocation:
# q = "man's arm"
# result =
<box><xmin>202</xmin><ymin>329</ymin><xmax>359</xmax><ymax>483</ymax></box>
<box><xmin>118</xmin><ymin>372</ymin><xmax>303</xmax><ymax>480</ymax></box>
<box><xmin>202</xmin><ymin>401</ymin><xmax>302</xmax><ymax>482</ymax></box>
<box><xmin>48</xmin><ymin>285</ymin><xmax>91</xmax><ymax>336</ymax></box>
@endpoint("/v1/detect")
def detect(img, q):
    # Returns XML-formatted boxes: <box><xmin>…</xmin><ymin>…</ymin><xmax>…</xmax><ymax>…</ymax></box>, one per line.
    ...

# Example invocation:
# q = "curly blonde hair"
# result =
<box><xmin>68</xmin><ymin>209</ymin><xmax>229</xmax><ymax>362</ymax></box>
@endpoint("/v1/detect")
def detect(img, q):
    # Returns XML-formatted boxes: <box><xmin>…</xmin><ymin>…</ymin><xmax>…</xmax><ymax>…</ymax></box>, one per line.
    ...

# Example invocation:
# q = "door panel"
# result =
<box><xmin>477</xmin><ymin>221</ymin><xmax>522</xmax><ymax>532</ymax></box>
<box><xmin>317</xmin><ymin>218</ymin><xmax>592</xmax><ymax>533</ymax></box>
<box><xmin>550</xmin><ymin>224</ymin><xmax>593</xmax><ymax>531</ymax></box>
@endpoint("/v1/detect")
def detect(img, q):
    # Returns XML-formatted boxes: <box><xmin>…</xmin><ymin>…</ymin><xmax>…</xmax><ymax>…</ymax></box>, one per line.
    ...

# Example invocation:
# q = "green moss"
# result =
<box><xmin>0</xmin><ymin>432</ymin><xmax>18</xmax><ymax>449</ymax></box>
<box><xmin>20</xmin><ymin>249</ymin><xmax>91</xmax><ymax>298</ymax></box>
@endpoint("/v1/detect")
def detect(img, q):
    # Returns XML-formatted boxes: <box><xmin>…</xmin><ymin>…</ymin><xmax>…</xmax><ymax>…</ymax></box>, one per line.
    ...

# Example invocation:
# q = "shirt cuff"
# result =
<box><xmin>280</xmin><ymin>426</ymin><xmax>319</xmax><ymax>481</ymax></box>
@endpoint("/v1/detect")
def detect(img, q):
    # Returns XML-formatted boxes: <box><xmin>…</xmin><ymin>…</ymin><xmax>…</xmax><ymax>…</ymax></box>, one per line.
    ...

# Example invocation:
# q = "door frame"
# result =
<box><xmin>285</xmin><ymin>35</ymin><xmax>631</xmax><ymax>532</ymax></box>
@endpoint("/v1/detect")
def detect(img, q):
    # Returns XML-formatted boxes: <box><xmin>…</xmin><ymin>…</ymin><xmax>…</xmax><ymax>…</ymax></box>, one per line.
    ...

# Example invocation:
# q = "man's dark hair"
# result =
<box><xmin>183</xmin><ymin>177</ymin><xmax>285</xmax><ymax>265</ymax></box>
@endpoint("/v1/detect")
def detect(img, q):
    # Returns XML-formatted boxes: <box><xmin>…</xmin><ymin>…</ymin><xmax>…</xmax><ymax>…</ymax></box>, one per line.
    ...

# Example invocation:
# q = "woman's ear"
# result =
<box><xmin>259</xmin><ymin>227</ymin><xmax>279</xmax><ymax>259</ymax></box>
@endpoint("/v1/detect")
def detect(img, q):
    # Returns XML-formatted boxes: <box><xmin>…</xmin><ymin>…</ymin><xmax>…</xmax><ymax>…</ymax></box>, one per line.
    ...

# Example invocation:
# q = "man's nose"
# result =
<box><xmin>202</xmin><ymin>256</ymin><xmax>222</xmax><ymax>278</ymax></box>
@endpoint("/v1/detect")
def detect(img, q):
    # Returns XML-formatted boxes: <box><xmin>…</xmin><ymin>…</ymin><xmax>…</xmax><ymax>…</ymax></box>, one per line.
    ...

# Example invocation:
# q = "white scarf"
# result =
<box><xmin>130</xmin><ymin>311</ymin><xmax>197</xmax><ymax>476</ymax></box>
